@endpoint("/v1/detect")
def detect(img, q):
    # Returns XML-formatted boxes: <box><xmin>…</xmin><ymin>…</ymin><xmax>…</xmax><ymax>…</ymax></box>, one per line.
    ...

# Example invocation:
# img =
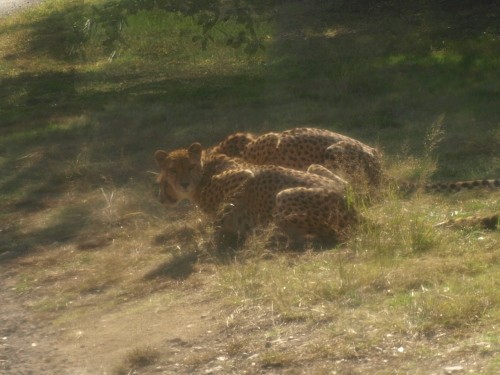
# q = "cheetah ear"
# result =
<box><xmin>154</xmin><ymin>150</ymin><xmax>169</xmax><ymax>167</ymax></box>
<box><xmin>188</xmin><ymin>143</ymin><xmax>202</xmax><ymax>163</ymax></box>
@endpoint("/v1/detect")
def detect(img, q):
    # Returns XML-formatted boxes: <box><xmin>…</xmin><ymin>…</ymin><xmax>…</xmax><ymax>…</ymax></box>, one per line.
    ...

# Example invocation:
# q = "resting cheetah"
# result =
<box><xmin>205</xmin><ymin>132</ymin><xmax>256</xmax><ymax>158</ymax></box>
<box><xmin>238</xmin><ymin>127</ymin><xmax>383</xmax><ymax>189</ymax></box>
<box><xmin>154</xmin><ymin>143</ymin><xmax>252</xmax><ymax>213</ymax></box>
<box><xmin>435</xmin><ymin>213</ymin><xmax>499</xmax><ymax>230</ymax></box>
<box><xmin>205</xmin><ymin>128</ymin><xmax>498</xmax><ymax>196</ymax></box>
<box><xmin>401</xmin><ymin>179</ymin><xmax>500</xmax><ymax>194</ymax></box>
<box><xmin>214</xmin><ymin>169</ymin><xmax>357</xmax><ymax>246</ymax></box>
<box><xmin>154</xmin><ymin>143</ymin><xmax>356</xmax><ymax>246</ymax></box>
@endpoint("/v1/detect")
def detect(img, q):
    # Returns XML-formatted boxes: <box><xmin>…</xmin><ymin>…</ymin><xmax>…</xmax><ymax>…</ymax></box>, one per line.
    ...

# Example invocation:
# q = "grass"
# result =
<box><xmin>112</xmin><ymin>345</ymin><xmax>160</xmax><ymax>375</ymax></box>
<box><xmin>0</xmin><ymin>0</ymin><xmax>499</xmax><ymax>373</ymax></box>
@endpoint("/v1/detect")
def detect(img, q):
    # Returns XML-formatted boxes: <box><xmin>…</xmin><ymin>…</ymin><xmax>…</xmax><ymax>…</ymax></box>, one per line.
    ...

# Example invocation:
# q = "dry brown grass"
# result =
<box><xmin>112</xmin><ymin>345</ymin><xmax>160</xmax><ymax>375</ymax></box>
<box><xmin>1</xmin><ymin>1</ymin><xmax>499</xmax><ymax>374</ymax></box>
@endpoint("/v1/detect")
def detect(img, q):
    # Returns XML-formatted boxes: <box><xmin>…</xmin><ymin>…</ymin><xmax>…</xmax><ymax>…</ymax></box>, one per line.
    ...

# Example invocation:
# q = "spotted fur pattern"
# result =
<box><xmin>240</xmin><ymin>127</ymin><xmax>382</xmax><ymax>189</ymax></box>
<box><xmin>213</xmin><ymin>164</ymin><xmax>355</xmax><ymax>246</ymax></box>
<box><xmin>435</xmin><ymin>213</ymin><xmax>498</xmax><ymax>230</ymax></box>
<box><xmin>205</xmin><ymin>132</ymin><xmax>256</xmax><ymax>158</ymax></box>
<box><xmin>399</xmin><ymin>179</ymin><xmax>500</xmax><ymax>194</ymax></box>
<box><xmin>154</xmin><ymin>144</ymin><xmax>356</xmax><ymax>247</ymax></box>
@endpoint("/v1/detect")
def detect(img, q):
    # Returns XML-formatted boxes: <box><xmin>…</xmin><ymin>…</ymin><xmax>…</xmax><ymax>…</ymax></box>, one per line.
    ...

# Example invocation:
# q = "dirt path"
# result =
<box><xmin>0</xmin><ymin>269</ymin><xmax>223</xmax><ymax>375</ymax></box>
<box><xmin>57</xmin><ymin>293</ymin><xmax>222</xmax><ymax>374</ymax></box>
<box><xmin>0</xmin><ymin>0</ymin><xmax>44</xmax><ymax>17</ymax></box>
<box><xmin>0</xmin><ymin>273</ymin><xmax>63</xmax><ymax>375</ymax></box>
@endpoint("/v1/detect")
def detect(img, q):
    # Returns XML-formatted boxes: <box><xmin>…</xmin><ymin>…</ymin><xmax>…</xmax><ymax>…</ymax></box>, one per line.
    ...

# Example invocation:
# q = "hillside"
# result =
<box><xmin>0</xmin><ymin>1</ymin><xmax>499</xmax><ymax>374</ymax></box>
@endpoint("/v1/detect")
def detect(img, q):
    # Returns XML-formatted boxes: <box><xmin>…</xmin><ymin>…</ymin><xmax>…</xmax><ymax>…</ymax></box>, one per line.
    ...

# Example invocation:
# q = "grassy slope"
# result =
<box><xmin>0</xmin><ymin>0</ymin><xmax>499</xmax><ymax>374</ymax></box>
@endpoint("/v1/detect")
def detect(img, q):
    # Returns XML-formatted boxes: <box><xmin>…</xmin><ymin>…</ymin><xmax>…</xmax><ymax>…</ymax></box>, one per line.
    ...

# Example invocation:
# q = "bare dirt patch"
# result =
<box><xmin>0</xmin><ymin>265</ymin><xmax>224</xmax><ymax>375</ymax></box>
<box><xmin>0</xmin><ymin>0</ymin><xmax>44</xmax><ymax>17</ymax></box>
<box><xmin>2</xmin><ymin>246</ymin><xmax>497</xmax><ymax>375</ymax></box>
<box><xmin>1</xmin><ymin>275</ymin><xmax>63</xmax><ymax>375</ymax></box>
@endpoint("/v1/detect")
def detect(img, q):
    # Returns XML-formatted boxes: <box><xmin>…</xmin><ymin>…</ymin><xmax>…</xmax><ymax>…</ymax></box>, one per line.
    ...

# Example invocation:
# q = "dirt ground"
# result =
<box><xmin>1</xmin><ymin>258</ymin><xmax>496</xmax><ymax>375</ymax></box>
<box><xmin>0</xmin><ymin>0</ymin><xmax>44</xmax><ymax>17</ymax></box>
<box><xmin>0</xmin><ymin>267</ymin><xmax>225</xmax><ymax>375</ymax></box>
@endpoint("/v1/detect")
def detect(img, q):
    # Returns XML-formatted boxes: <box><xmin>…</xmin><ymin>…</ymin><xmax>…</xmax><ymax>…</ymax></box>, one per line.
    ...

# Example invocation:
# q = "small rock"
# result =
<box><xmin>205</xmin><ymin>365</ymin><xmax>223</xmax><ymax>374</ymax></box>
<box><xmin>444</xmin><ymin>365</ymin><xmax>464</xmax><ymax>373</ymax></box>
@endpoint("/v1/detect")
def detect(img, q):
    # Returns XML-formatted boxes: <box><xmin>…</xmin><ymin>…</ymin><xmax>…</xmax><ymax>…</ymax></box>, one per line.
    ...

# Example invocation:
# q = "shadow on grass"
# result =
<box><xmin>1</xmin><ymin>0</ymin><xmax>497</xmax><ymax>141</ymax></box>
<box><xmin>0</xmin><ymin>204</ymin><xmax>93</xmax><ymax>261</ymax></box>
<box><xmin>143</xmin><ymin>251</ymin><xmax>199</xmax><ymax>281</ymax></box>
<box><xmin>152</xmin><ymin>221</ymin><xmax>199</xmax><ymax>247</ymax></box>
<box><xmin>1</xmin><ymin>0</ymin><xmax>499</xmax><ymax>263</ymax></box>
<box><xmin>0</xmin><ymin>1</ymin><xmax>91</xmax><ymax>60</ymax></box>
<box><xmin>0</xmin><ymin>1</ymin><xmax>497</xmax><ymax>150</ymax></box>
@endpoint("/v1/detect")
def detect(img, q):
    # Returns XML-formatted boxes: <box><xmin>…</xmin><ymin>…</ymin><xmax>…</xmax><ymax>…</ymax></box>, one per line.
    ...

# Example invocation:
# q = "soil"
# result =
<box><xmin>2</xmin><ymin>257</ymin><xmax>496</xmax><ymax>375</ymax></box>
<box><xmin>0</xmin><ymin>0</ymin><xmax>44</xmax><ymax>17</ymax></box>
<box><xmin>0</xmin><ymin>268</ymin><xmax>224</xmax><ymax>375</ymax></box>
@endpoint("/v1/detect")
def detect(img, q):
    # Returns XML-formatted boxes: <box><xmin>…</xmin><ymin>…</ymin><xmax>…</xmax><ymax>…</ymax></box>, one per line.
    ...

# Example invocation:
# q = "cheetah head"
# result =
<box><xmin>154</xmin><ymin>143</ymin><xmax>203</xmax><ymax>206</ymax></box>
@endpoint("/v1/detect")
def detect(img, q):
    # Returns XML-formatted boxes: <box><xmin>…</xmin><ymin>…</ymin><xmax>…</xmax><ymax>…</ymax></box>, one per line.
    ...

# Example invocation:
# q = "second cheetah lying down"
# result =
<box><xmin>240</xmin><ymin>127</ymin><xmax>382</xmax><ymax>188</ymax></box>
<box><xmin>202</xmin><ymin>127</ymin><xmax>382</xmax><ymax>190</ymax></box>
<box><xmin>205</xmin><ymin>128</ymin><xmax>499</xmax><ymax>195</ymax></box>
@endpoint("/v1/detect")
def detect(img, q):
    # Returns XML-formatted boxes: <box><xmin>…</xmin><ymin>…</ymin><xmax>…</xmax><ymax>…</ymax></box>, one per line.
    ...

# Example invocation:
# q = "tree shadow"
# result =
<box><xmin>265</xmin><ymin>0</ymin><xmax>500</xmax><ymax>176</ymax></box>
<box><xmin>3</xmin><ymin>0</ymin><xmax>497</xmax><ymax>140</ymax></box>
<box><xmin>1</xmin><ymin>0</ymin><xmax>499</xmax><ymax>265</ymax></box>
<box><xmin>0</xmin><ymin>204</ymin><xmax>93</xmax><ymax>261</ymax></box>
<box><xmin>0</xmin><ymin>2</ymin><xmax>91</xmax><ymax>61</ymax></box>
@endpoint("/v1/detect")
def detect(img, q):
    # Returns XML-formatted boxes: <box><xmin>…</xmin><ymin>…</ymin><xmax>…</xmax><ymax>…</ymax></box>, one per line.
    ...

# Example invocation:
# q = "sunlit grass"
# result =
<box><xmin>215</xmin><ymin>186</ymin><xmax>499</xmax><ymax>368</ymax></box>
<box><xmin>0</xmin><ymin>1</ymin><xmax>499</xmax><ymax>373</ymax></box>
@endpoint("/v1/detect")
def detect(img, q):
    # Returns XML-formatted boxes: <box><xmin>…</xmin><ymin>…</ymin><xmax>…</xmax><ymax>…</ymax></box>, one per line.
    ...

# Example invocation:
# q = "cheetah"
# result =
<box><xmin>153</xmin><ymin>128</ymin><xmax>379</xmax><ymax>205</ymax></box>
<box><xmin>172</xmin><ymin>127</ymin><xmax>381</xmax><ymax>198</ymax></box>
<box><xmin>205</xmin><ymin>128</ymin><xmax>499</xmax><ymax>196</ymax></box>
<box><xmin>214</xmin><ymin>168</ymin><xmax>357</xmax><ymax>246</ymax></box>
<box><xmin>400</xmin><ymin>179</ymin><xmax>500</xmax><ymax>194</ymax></box>
<box><xmin>154</xmin><ymin>143</ymin><xmax>357</xmax><ymax>247</ymax></box>
<box><xmin>205</xmin><ymin>132</ymin><xmax>256</xmax><ymax>158</ymax></box>
<box><xmin>435</xmin><ymin>213</ymin><xmax>499</xmax><ymax>230</ymax></box>
<box><xmin>238</xmin><ymin>127</ymin><xmax>383</xmax><ymax>189</ymax></box>
<box><xmin>154</xmin><ymin>143</ymin><xmax>253</xmax><ymax>212</ymax></box>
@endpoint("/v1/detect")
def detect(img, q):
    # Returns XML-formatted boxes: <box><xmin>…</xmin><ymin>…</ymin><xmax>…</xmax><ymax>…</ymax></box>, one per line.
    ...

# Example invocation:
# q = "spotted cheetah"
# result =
<box><xmin>206</xmin><ymin>128</ymin><xmax>498</xmax><ymax>196</ymax></box>
<box><xmin>214</xmin><ymin>170</ymin><xmax>357</xmax><ymax>246</ymax></box>
<box><xmin>238</xmin><ymin>127</ymin><xmax>383</xmax><ymax>189</ymax></box>
<box><xmin>152</xmin><ymin>128</ymin><xmax>377</xmax><ymax>206</ymax></box>
<box><xmin>401</xmin><ymin>179</ymin><xmax>500</xmax><ymax>194</ymax></box>
<box><xmin>154</xmin><ymin>143</ymin><xmax>252</xmax><ymax>213</ymax></box>
<box><xmin>154</xmin><ymin>143</ymin><xmax>356</xmax><ymax>247</ymax></box>
<box><xmin>205</xmin><ymin>132</ymin><xmax>256</xmax><ymax>158</ymax></box>
<box><xmin>435</xmin><ymin>213</ymin><xmax>499</xmax><ymax>230</ymax></box>
<box><xmin>186</xmin><ymin>127</ymin><xmax>381</xmax><ymax>197</ymax></box>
